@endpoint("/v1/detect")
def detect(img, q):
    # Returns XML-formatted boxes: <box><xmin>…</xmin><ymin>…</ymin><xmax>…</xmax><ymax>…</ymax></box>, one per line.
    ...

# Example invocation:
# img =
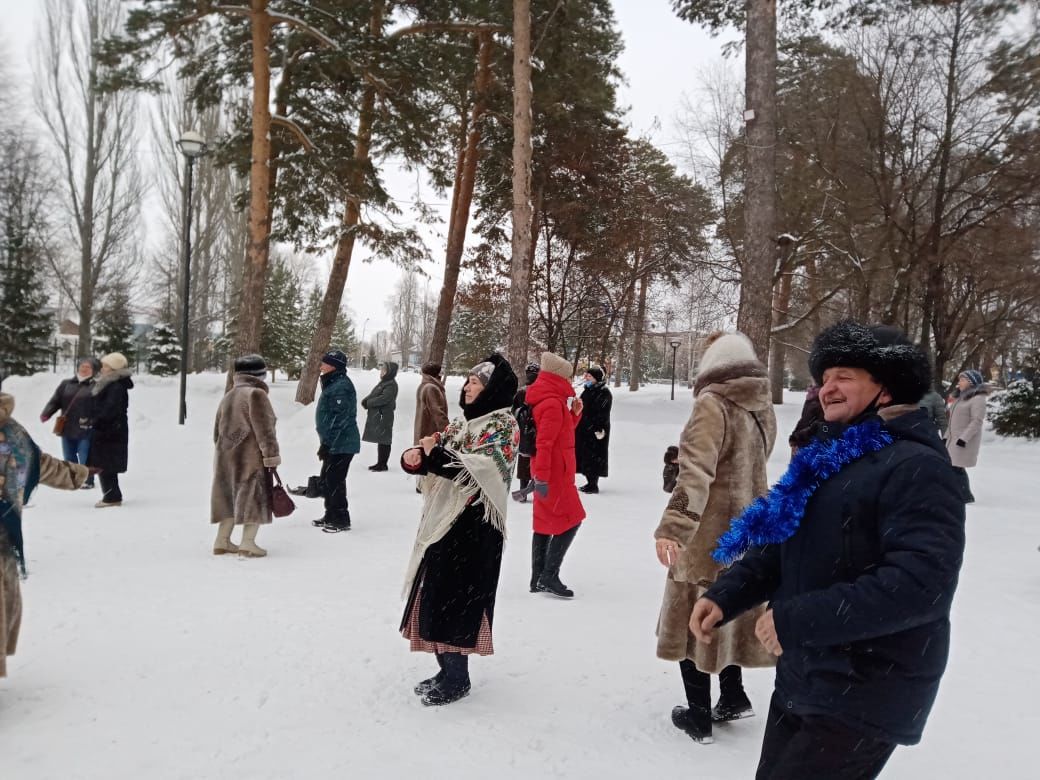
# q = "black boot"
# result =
<box><xmin>422</xmin><ymin>652</ymin><xmax>471</xmax><ymax>706</ymax></box>
<box><xmin>578</xmin><ymin>476</ymin><xmax>599</xmax><ymax>494</ymax></box>
<box><xmin>673</xmin><ymin>660</ymin><xmax>713</xmax><ymax>744</ymax></box>
<box><xmin>531</xmin><ymin>533</ymin><xmax>550</xmax><ymax>592</ymax></box>
<box><xmin>712</xmin><ymin>665</ymin><xmax>753</xmax><ymax>722</ymax></box>
<box><xmin>537</xmin><ymin>525</ymin><xmax>580</xmax><ymax>598</ymax></box>
<box><xmin>414</xmin><ymin>653</ymin><xmax>446</xmax><ymax>696</ymax></box>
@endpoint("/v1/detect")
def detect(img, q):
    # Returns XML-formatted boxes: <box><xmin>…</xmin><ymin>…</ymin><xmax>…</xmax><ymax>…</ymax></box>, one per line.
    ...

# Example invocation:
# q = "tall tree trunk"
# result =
<box><xmin>233</xmin><ymin>0</ymin><xmax>273</xmax><ymax>360</ymax></box>
<box><xmin>295</xmin><ymin>1</ymin><xmax>384</xmax><ymax>404</ymax></box>
<box><xmin>736</xmin><ymin>0</ymin><xmax>777</xmax><ymax>362</ymax></box>
<box><xmin>769</xmin><ymin>267</ymin><xmax>792</xmax><ymax>404</ymax></box>
<box><xmin>506</xmin><ymin>0</ymin><xmax>534</xmax><ymax>369</ymax></box>
<box><xmin>426</xmin><ymin>33</ymin><xmax>493</xmax><ymax>367</ymax></box>
<box><xmin>628</xmin><ymin>274</ymin><xmax>649</xmax><ymax>392</ymax></box>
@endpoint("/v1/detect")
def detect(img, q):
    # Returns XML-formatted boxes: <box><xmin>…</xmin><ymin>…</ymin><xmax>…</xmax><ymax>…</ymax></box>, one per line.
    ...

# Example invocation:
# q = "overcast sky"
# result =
<box><xmin>0</xmin><ymin>1</ymin><xmax>736</xmax><ymax>336</ymax></box>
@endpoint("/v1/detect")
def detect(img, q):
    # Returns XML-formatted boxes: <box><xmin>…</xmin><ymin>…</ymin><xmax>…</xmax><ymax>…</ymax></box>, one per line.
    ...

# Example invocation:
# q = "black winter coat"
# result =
<box><xmin>706</xmin><ymin>407</ymin><xmax>965</xmax><ymax>746</ymax></box>
<box><xmin>575</xmin><ymin>381</ymin><xmax>611</xmax><ymax>478</ymax></box>
<box><xmin>87</xmin><ymin>372</ymin><xmax>133</xmax><ymax>474</ymax></box>
<box><xmin>511</xmin><ymin>387</ymin><xmax>537</xmax><ymax>457</ymax></box>
<box><xmin>399</xmin><ymin>446</ymin><xmax>503</xmax><ymax>647</ymax></box>
<box><xmin>42</xmin><ymin>378</ymin><xmax>96</xmax><ymax>439</ymax></box>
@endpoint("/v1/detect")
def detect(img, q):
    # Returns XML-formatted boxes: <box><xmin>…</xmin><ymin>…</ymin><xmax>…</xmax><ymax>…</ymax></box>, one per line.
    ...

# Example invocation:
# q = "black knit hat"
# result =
<box><xmin>234</xmin><ymin>354</ymin><xmax>268</xmax><ymax>378</ymax></box>
<box><xmin>321</xmin><ymin>350</ymin><xmax>348</xmax><ymax>371</ymax></box>
<box><xmin>808</xmin><ymin>321</ymin><xmax>931</xmax><ymax>405</ymax></box>
<box><xmin>524</xmin><ymin>362</ymin><xmax>540</xmax><ymax>386</ymax></box>
<box><xmin>586</xmin><ymin>366</ymin><xmax>604</xmax><ymax>383</ymax></box>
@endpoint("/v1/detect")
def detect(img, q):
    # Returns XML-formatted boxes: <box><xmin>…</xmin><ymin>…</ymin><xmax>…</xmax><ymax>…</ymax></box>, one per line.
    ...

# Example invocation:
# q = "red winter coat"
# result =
<box><xmin>526</xmin><ymin>372</ymin><xmax>586</xmax><ymax>535</ymax></box>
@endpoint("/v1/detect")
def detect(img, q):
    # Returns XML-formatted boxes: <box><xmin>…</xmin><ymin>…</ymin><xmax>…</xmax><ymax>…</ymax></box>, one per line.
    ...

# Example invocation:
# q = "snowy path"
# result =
<box><xmin>0</xmin><ymin>371</ymin><xmax>1035</xmax><ymax>779</ymax></box>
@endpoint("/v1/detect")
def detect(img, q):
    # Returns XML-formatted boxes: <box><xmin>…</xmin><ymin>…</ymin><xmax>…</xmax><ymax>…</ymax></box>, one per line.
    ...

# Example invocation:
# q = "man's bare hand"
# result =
<box><xmin>755</xmin><ymin>609</ymin><xmax>783</xmax><ymax>656</ymax></box>
<box><xmin>690</xmin><ymin>598</ymin><xmax>723</xmax><ymax>645</ymax></box>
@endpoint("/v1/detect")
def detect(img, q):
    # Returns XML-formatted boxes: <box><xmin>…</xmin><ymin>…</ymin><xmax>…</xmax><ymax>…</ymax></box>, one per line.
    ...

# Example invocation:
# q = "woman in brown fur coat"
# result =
<box><xmin>210</xmin><ymin>355</ymin><xmax>282</xmax><ymax>558</ymax></box>
<box><xmin>654</xmin><ymin>332</ymin><xmax>777</xmax><ymax>744</ymax></box>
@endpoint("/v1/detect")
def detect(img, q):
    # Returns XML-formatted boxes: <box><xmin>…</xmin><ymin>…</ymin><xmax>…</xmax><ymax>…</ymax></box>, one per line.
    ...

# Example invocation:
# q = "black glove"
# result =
<box><xmin>317</xmin><ymin>443</ymin><xmax>330</xmax><ymax>460</ymax></box>
<box><xmin>955</xmin><ymin>439</ymin><xmax>966</xmax><ymax>448</ymax></box>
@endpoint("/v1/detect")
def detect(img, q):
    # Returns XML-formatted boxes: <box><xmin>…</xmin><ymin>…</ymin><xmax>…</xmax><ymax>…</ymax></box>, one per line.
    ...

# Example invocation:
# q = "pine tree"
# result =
<box><xmin>95</xmin><ymin>283</ymin><xmax>136</xmax><ymax>365</ymax></box>
<box><xmin>260</xmin><ymin>258</ymin><xmax>303</xmax><ymax>379</ymax></box>
<box><xmin>990</xmin><ymin>381</ymin><xmax>1040</xmax><ymax>439</ymax></box>
<box><xmin>0</xmin><ymin>249</ymin><xmax>53</xmax><ymax>377</ymax></box>
<box><xmin>148</xmin><ymin>322</ymin><xmax>181</xmax><ymax>376</ymax></box>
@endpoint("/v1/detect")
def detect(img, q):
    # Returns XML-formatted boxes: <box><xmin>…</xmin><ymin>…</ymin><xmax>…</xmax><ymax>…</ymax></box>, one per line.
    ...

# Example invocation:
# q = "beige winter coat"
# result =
<box><xmin>2</xmin><ymin>393</ymin><xmax>88</xmax><ymax>677</ymax></box>
<box><xmin>654</xmin><ymin>352</ymin><xmax>778</xmax><ymax>673</ymax></box>
<box><xmin>947</xmin><ymin>389</ymin><xmax>988</xmax><ymax>468</ymax></box>
<box><xmin>413</xmin><ymin>373</ymin><xmax>450</xmax><ymax>445</ymax></box>
<box><xmin>210</xmin><ymin>374</ymin><xmax>282</xmax><ymax>526</ymax></box>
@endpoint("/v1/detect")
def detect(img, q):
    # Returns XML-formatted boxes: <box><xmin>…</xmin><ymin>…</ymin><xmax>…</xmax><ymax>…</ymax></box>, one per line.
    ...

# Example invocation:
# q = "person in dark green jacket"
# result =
<box><xmin>315</xmin><ymin>350</ymin><xmax>360</xmax><ymax>532</ymax></box>
<box><xmin>361</xmin><ymin>360</ymin><xmax>399</xmax><ymax>471</ymax></box>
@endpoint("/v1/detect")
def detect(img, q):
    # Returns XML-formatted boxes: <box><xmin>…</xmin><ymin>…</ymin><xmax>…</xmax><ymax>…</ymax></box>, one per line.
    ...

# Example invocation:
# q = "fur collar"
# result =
<box><xmin>695</xmin><ymin>360</ymin><xmax>767</xmax><ymax>394</ymax></box>
<box><xmin>234</xmin><ymin>373</ymin><xmax>270</xmax><ymax>392</ymax></box>
<box><xmin>91</xmin><ymin>368</ymin><xmax>133</xmax><ymax>396</ymax></box>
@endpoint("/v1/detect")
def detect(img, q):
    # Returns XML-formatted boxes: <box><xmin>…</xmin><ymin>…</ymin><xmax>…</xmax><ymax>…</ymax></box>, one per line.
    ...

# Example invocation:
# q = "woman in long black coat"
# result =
<box><xmin>361</xmin><ymin>361</ymin><xmax>399</xmax><ymax>471</ymax></box>
<box><xmin>87</xmin><ymin>353</ymin><xmax>134</xmax><ymax>508</ymax></box>
<box><xmin>575</xmin><ymin>366</ymin><xmax>612</xmax><ymax>494</ymax></box>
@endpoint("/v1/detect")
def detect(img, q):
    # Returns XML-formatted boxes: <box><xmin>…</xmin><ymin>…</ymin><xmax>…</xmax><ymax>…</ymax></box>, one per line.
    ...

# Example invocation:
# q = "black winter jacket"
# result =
<box><xmin>575</xmin><ymin>381</ymin><xmax>611</xmax><ymax>478</ymax></box>
<box><xmin>706</xmin><ymin>407</ymin><xmax>965</xmax><ymax>745</ymax></box>
<box><xmin>87</xmin><ymin>372</ymin><xmax>133</xmax><ymax>474</ymax></box>
<box><xmin>511</xmin><ymin>387</ymin><xmax>537</xmax><ymax>457</ymax></box>
<box><xmin>42</xmin><ymin>378</ymin><xmax>96</xmax><ymax>439</ymax></box>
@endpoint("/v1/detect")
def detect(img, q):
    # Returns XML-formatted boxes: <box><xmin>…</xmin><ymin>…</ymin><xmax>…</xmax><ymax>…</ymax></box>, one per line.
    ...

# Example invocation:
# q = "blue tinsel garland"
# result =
<box><xmin>712</xmin><ymin>419</ymin><xmax>894</xmax><ymax>565</ymax></box>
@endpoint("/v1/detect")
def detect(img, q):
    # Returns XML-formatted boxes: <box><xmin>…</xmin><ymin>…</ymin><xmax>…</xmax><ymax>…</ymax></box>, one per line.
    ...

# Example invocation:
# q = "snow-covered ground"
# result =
<box><xmin>0</xmin><ymin>370</ymin><xmax>1036</xmax><ymax>779</ymax></box>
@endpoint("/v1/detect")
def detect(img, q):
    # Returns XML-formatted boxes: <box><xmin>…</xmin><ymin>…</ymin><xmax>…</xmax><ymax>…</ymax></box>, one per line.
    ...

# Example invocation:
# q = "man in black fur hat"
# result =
<box><xmin>690</xmin><ymin>321</ymin><xmax>966</xmax><ymax>779</ymax></box>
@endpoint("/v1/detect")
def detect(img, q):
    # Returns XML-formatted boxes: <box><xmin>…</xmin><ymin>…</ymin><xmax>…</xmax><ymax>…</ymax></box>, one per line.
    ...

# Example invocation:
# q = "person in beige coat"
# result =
<box><xmin>654</xmin><ymin>332</ymin><xmax>777</xmax><ymax>745</ymax></box>
<box><xmin>2</xmin><ymin>393</ymin><xmax>89</xmax><ymax>678</ymax></box>
<box><xmin>946</xmin><ymin>369</ymin><xmax>988</xmax><ymax>502</ymax></box>
<box><xmin>210</xmin><ymin>356</ymin><xmax>282</xmax><ymax>558</ymax></box>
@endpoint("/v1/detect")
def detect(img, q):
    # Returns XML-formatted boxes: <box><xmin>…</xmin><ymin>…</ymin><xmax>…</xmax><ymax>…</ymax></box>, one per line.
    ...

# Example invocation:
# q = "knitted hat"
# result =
<box><xmin>524</xmin><ymin>362</ymin><xmax>540</xmax><ymax>386</ymax></box>
<box><xmin>697</xmin><ymin>333</ymin><xmax>758</xmax><ymax>377</ymax></box>
<box><xmin>469</xmin><ymin>361</ymin><xmax>496</xmax><ymax>387</ymax></box>
<box><xmin>100</xmin><ymin>352</ymin><xmax>128</xmax><ymax>371</ymax></box>
<box><xmin>959</xmin><ymin>369</ymin><xmax>984</xmax><ymax>387</ymax></box>
<box><xmin>809</xmin><ymin>321</ymin><xmax>931</xmax><ymax>405</ymax></box>
<box><xmin>321</xmin><ymin>350</ymin><xmax>348</xmax><ymax>371</ymax></box>
<box><xmin>586</xmin><ymin>366</ymin><xmax>604</xmax><ymax>383</ymax></box>
<box><xmin>234</xmin><ymin>354</ymin><xmax>268</xmax><ymax>378</ymax></box>
<box><xmin>540</xmin><ymin>351</ymin><xmax>573</xmax><ymax>381</ymax></box>
<box><xmin>421</xmin><ymin>362</ymin><xmax>441</xmax><ymax>378</ymax></box>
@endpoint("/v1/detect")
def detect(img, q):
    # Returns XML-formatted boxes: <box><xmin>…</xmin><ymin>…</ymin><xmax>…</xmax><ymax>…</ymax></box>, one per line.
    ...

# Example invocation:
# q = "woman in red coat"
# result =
<box><xmin>524</xmin><ymin>352</ymin><xmax>586</xmax><ymax>598</ymax></box>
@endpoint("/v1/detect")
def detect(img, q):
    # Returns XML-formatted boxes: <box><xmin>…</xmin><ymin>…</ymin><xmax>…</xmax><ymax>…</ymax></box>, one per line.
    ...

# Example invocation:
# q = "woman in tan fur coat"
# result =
<box><xmin>210</xmin><ymin>355</ymin><xmax>282</xmax><ymax>558</ymax></box>
<box><xmin>2</xmin><ymin>392</ymin><xmax>90</xmax><ymax>678</ymax></box>
<box><xmin>654</xmin><ymin>332</ymin><xmax>777</xmax><ymax>744</ymax></box>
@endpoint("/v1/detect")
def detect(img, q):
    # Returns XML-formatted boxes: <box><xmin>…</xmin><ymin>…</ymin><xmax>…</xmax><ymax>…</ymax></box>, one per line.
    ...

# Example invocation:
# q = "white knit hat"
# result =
<box><xmin>101</xmin><ymin>352</ymin><xmax>129</xmax><ymax>371</ymax></box>
<box><xmin>539</xmin><ymin>352</ymin><xmax>573</xmax><ymax>380</ymax></box>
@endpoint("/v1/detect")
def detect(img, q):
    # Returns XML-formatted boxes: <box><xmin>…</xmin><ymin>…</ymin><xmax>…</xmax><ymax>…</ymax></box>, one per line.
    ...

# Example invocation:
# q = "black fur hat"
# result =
<box><xmin>808</xmin><ymin>321</ymin><xmax>931</xmax><ymax>405</ymax></box>
<box><xmin>234</xmin><ymin>354</ymin><xmax>268</xmax><ymax>378</ymax></box>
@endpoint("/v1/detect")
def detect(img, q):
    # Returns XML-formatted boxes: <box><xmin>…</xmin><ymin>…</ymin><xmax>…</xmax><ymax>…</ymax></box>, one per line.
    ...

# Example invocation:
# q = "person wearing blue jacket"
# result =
<box><xmin>691</xmin><ymin>322</ymin><xmax>966</xmax><ymax>780</ymax></box>
<box><xmin>314</xmin><ymin>350</ymin><xmax>360</xmax><ymax>532</ymax></box>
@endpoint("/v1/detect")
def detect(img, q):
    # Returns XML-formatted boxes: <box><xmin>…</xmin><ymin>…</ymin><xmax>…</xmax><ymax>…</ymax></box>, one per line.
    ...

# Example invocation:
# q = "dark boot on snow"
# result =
<box><xmin>414</xmin><ymin>654</ymin><xmax>446</xmax><ymax>696</ymax></box>
<box><xmin>675</xmin><ymin>659</ymin><xmax>713</xmax><ymax>743</ymax></box>
<box><xmin>422</xmin><ymin>653</ymin><xmax>471</xmax><ymax>706</ymax></box>
<box><xmin>536</xmin><ymin>525</ymin><xmax>579</xmax><ymax>598</ymax></box>
<box><xmin>712</xmin><ymin>664</ymin><xmax>753</xmax><ymax>722</ymax></box>
<box><xmin>530</xmin><ymin>533</ymin><xmax>550</xmax><ymax>592</ymax></box>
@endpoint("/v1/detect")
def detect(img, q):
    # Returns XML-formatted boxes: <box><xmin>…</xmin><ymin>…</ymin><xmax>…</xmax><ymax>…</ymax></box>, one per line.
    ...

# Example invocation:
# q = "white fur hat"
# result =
<box><xmin>101</xmin><ymin>352</ymin><xmax>129</xmax><ymax>371</ymax></box>
<box><xmin>539</xmin><ymin>351</ymin><xmax>573</xmax><ymax>380</ymax></box>
<box><xmin>696</xmin><ymin>333</ymin><xmax>758</xmax><ymax>377</ymax></box>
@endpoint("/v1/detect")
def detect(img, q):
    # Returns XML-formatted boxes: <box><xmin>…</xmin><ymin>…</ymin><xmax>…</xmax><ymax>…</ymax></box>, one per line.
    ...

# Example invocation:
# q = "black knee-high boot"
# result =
<box><xmin>713</xmin><ymin>664</ymin><xmax>753</xmax><ymax>721</ymax></box>
<box><xmin>531</xmin><ymin>533</ymin><xmax>550</xmax><ymax>592</ymax></box>
<box><xmin>537</xmin><ymin>524</ymin><xmax>580</xmax><ymax>598</ymax></box>
<box><xmin>422</xmin><ymin>652</ymin><xmax>471</xmax><ymax>706</ymax></box>
<box><xmin>673</xmin><ymin>660</ymin><xmax>713</xmax><ymax>743</ymax></box>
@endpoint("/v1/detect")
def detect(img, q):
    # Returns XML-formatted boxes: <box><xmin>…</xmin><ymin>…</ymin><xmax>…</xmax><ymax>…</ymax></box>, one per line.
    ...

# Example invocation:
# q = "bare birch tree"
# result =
<box><xmin>34</xmin><ymin>0</ymin><xmax>142</xmax><ymax>351</ymax></box>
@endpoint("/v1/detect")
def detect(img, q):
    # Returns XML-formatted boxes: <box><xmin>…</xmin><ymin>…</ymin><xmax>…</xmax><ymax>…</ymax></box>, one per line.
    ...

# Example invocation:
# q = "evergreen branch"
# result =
<box><xmin>271</xmin><ymin>114</ymin><xmax>316</xmax><ymax>152</ymax></box>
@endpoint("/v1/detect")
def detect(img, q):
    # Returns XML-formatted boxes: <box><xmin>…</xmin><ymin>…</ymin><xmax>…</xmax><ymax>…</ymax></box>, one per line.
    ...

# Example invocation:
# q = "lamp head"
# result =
<box><xmin>177</xmin><ymin>130</ymin><xmax>207</xmax><ymax>159</ymax></box>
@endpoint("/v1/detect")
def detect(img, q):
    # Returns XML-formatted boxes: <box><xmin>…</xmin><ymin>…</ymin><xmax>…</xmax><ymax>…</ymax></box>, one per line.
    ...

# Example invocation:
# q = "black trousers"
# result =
<box><xmin>376</xmin><ymin>444</ymin><xmax>391</xmax><ymax>469</ymax></box>
<box><xmin>952</xmin><ymin>466</ymin><xmax>974</xmax><ymax>502</ymax></box>
<box><xmin>321</xmin><ymin>453</ymin><xmax>353</xmax><ymax>524</ymax></box>
<box><xmin>516</xmin><ymin>455</ymin><xmax>531</xmax><ymax>486</ymax></box>
<box><xmin>756</xmin><ymin>693</ymin><xmax>896</xmax><ymax>780</ymax></box>
<box><xmin>99</xmin><ymin>472</ymin><xmax>122</xmax><ymax>503</ymax></box>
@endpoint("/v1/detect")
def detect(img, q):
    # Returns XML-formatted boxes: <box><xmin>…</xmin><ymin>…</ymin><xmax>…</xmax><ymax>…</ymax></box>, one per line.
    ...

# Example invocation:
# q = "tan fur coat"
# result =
<box><xmin>210</xmin><ymin>374</ymin><xmax>281</xmax><ymax>526</ymax></box>
<box><xmin>654</xmin><ymin>353</ymin><xmax>778</xmax><ymax>673</ymax></box>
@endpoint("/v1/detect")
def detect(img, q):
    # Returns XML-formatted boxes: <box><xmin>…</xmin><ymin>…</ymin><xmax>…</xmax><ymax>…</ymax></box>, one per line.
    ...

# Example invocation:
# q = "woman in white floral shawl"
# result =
<box><xmin>400</xmin><ymin>354</ymin><xmax>519</xmax><ymax>706</ymax></box>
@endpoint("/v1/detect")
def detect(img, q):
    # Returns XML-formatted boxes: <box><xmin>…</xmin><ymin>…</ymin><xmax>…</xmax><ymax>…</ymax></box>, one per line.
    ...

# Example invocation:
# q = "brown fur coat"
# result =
<box><xmin>210</xmin><ymin>374</ymin><xmax>281</xmax><ymax>526</ymax></box>
<box><xmin>413</xmin><ymin>373</ymin><xmax>450</xmax><ymax>445</ymax></box>
<box><xmin>654</xmin><ymin>345</ymin><xmax>778</xmax><ymax>673</ymax></box>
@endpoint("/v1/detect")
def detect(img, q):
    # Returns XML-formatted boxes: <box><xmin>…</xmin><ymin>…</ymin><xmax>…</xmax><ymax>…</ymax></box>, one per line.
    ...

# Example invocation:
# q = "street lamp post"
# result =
<box><xmin>176</xmin><ymin>130</ymin><xmax>208</xmax><ymax>425</ymax></box>
<box><xmin>669</xmin><ymin>338</ymin><xmax>682</xmax><ymax>400</ymax></box>
<box><xmin>359</xmin><ymin>318</ymin><xmax>370</xmax><ymax>369</ymax></box>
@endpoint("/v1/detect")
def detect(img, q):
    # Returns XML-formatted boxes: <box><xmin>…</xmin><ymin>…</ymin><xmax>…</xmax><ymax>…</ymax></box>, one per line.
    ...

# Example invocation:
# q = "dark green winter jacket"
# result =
<box><xmin>361</xmin><ymin>361</ymin><xmax>398</xmax><ymax>445</ymax></box>
<box><xmin>316</xmin><ymin>370</ymin><xmax>361</xmax><ymax>454</ymax></box>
